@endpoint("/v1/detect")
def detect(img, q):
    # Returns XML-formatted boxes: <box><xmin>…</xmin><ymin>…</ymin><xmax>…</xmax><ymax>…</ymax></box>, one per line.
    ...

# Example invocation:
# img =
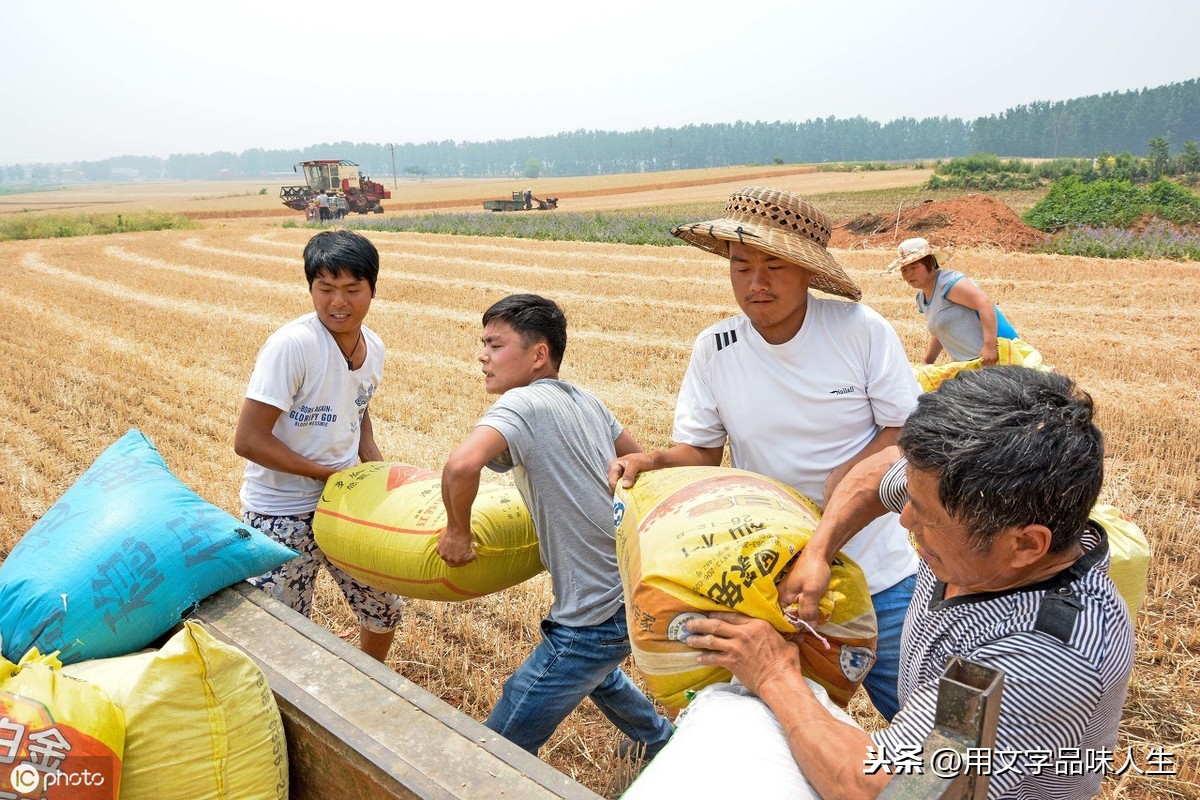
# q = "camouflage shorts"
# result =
<box><xmin>243</xmin><ymin>510</ymin><xmax>405</xmax><ymax>633</ymax></box>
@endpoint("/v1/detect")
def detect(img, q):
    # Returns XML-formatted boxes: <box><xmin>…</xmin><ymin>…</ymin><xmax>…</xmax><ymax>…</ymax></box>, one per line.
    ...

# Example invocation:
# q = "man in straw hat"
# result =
<box><xmin>610</xmin><ymin>187</ymin><xmax>921</xmax><ymax>720</ymax></box>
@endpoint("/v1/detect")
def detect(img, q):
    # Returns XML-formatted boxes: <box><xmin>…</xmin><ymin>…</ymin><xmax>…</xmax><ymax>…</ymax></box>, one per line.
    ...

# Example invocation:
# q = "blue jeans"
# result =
<box><xmin>485</xmin><ymin>608</ymin><xmax>674</xmax><ymax>757</ymax></box>
<box><xmin>862</xmin><ymin>574</ymin><xmax>917</xmax><ymax>722</ymax></box>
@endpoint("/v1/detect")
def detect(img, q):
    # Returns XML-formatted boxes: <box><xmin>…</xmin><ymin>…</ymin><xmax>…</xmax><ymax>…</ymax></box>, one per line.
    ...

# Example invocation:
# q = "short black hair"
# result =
<box><xmin>303</xmin><ymin>230</ymin><xmax>379</xmax><ymax>295</ymax></box>
<box><xmin>898</xmin><ymin>367</ymin><xmax>1104</xmax><ymax>554</ymax></box>
<box><xmin>482</xmin><ymin>294</ymin><xmax>567</xmax><ymax>369</ymax></box>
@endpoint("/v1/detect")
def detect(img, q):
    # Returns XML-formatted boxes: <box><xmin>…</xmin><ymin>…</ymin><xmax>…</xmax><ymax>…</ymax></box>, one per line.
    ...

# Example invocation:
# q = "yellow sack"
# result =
<box><xmin>1090</xmin><ymin>504</ymin><xmax>1150</xmax><ymax>621</ymax></box>
<box><xmin>0</xmin><ymin>649</ymin><xmax>123</xmax><ymax>800</ymax></box>
<box><xmin>912</xmin><ymin>337</ymin><xmax>1047</xmax><ymax>392</ymax></box>
<box><xmin>62</xmin><ymin>621</ymin><xmax>287</xmax><ymax>800</ymax></box>
<box><xmin>314</xmin><ymin>463</ymin><xmax>543</xmax><ymax>601</ymax></box>
<box><xmin>615</xmin><ymin>466</ymin><xmax>877</xmax><ymax>711</ymax></box>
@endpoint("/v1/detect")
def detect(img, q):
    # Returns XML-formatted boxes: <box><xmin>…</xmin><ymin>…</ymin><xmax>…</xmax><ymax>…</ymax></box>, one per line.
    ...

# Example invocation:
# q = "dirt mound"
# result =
<box><xmin>829</xmin><ymin>194</ymin><xmax>1049</xmax><ymax>251</ymax></box>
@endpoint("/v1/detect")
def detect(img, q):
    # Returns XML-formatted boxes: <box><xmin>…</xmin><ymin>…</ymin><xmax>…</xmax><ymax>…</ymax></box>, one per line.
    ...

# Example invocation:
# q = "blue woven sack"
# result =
<box><xmin>0</xmin><ymin>430</ymin><xmax>296</xmax><ymax>663</ymax></box>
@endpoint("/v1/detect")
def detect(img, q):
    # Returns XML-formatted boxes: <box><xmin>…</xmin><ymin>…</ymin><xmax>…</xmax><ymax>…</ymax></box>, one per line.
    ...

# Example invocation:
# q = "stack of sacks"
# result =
<box><xmin>0</xmin><ymin>430</ymin><xmax>296</xmax><ymax>798</ymax></box>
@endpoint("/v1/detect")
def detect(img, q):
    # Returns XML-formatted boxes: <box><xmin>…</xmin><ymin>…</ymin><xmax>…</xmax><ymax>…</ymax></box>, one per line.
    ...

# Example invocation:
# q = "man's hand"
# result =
<box><xmin>607</xmin><ymin>444</ymin><xmax>724</xmax><ymax>494</ymax></box>
<box><xmin>440</xmin><ymin>425</ymin><xmax>508</xmax><ymax>568</ymax></box>
<box><xmin>436</xmin><ymin>526</ymin><xmax>477</xmax><ymax>567</ymax></box>
<box><xmin>608</xmin><ymin>452</ymin><xmax>657</xmax><ymax>493</ymax></box>
<box><xmin>777</xmin><ymin>551</ymin><xmax>833</xmax><ymax>627</ymax></box>
<box><xmin>684</xmin><ymin>611</ymin><xmax>803</xmax><ymax>697</ymax></box>
<box><xmin>979</xmin><ymin>341</ymin><xmax>1000</xmax><ymax>366</ymax></box>
<box><xmin>686</xmin><ymin>614</ymin><xmax>891</xmax><ymax>800</ymax></box>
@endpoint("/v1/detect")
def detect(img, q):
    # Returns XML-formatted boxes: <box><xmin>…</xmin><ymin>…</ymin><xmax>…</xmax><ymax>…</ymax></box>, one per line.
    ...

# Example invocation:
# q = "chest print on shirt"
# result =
<box><xmin>355</xmin><ymin>382</ymin><xmax>376</xmax><ymax>408</ymax></box>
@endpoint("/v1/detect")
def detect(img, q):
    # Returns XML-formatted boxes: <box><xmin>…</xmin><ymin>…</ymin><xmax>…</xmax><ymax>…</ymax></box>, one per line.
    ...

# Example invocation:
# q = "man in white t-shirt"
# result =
<box><xmin>234</xmin><ymin>229</ymin><xmax>404</xmax><ymax>662</ymax></box>
<box><xmin>611</xmin><ymin>187</ymin><xmax>920</xmax><ymax>719</ymax></box>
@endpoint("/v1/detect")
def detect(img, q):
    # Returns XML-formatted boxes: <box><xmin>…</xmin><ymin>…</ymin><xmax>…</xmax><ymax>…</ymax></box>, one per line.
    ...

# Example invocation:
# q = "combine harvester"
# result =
<box><xmin>281</xmin><ymin>159</ymin><xmax>391</xmax><ymax>217</ymax></box>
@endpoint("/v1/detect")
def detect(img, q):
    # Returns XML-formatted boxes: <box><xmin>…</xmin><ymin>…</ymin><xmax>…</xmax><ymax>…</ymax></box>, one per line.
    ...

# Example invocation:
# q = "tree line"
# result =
<box><xmin>4</xmin><ymin>79</ymin><xmax>1197</xmax><ymax>184</ymax></box>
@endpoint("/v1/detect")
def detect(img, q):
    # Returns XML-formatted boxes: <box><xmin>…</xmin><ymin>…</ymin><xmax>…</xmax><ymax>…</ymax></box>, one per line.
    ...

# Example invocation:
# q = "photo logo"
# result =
<box><xmin>9</xmin><ymin>764</ymin><xmax>39</xmax><ymax>793</ymax></box>
<box><xmin>6</xmin><ymin>762</ymin><xmax>110</xmax><ymax>795</ymax></box>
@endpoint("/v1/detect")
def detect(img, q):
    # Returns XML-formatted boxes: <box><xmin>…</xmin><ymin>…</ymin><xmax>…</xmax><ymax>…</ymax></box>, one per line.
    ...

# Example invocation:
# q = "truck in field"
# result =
<box><xmin>483</xmin><ymin>190</ymin><xmax>559</xmax><ymax>212</ymax></box>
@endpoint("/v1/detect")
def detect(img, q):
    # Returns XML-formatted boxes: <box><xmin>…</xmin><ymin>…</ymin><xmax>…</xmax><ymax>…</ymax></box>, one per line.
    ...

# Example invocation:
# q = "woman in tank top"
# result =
<box><xmin>886</xmin><ymin>237</ymin><xmax>1020</xmax><ymax>365</ymax></box>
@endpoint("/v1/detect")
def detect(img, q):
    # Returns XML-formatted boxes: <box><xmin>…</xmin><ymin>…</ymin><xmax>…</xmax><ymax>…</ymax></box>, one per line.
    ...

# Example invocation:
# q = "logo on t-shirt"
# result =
<box><xmin>289</xmin><ymin>404</ymin><xmax>337</xmax><ymax>428</ymax></box>
<box><xmin>355</xmin><ymin>382</ymin><xmax>376</xmax><ymax>408</ymax></box>
<box><xmin>713</xmin><ymin>329</ymin><xmax>739</xmax><ymax>352</ymax></box>
<box><xmin>828</xmin><ymin>386</ymin><xmax>854</xmax><ymax>395</ymax></box>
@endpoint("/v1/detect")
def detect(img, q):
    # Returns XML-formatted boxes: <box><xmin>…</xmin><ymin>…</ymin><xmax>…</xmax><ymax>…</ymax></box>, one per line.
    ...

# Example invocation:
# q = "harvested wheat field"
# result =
<box><xmin>0</xmin><ymin>215</ymin><xmax>1197</xmax><ymax>797</ymax></box>
<box><xmin>0</xmin><ymin>163</ymin><xmax>932</xmax><ymax>219</ymax></box>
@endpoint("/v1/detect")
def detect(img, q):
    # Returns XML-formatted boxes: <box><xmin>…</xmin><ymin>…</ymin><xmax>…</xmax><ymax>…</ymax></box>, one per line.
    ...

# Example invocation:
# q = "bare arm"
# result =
<box><xmin>779</xmin><ymin>447</ymin><xmax>903</xmax><ymax>619</ymax></box>
<box><xmin>234</xmin><ymin>398</ymin><xmax>339</xmax><ymax>482</ymax></box>
<box><xmin>945</xmin><ymin>279</ymin><xmax>1000</xmax><ymax>365</ymax></box>
<box><xmin>608</xmin><ymin>442</ymin><xmax>723</xmax><ymax>493</ymax></box>
<box><xmin>437</xmin><ymin>425</ymin><xmax>511</xmax><ymax>567</ymax></box>
<box><xmin>613</xmin><ymin>429</ymin><xmax>643</xmax><ymax>458</ymax></box>
<box><xmin>923</xmin><ymin>335</ymin><xmax>944</xmax><ymax>365</ymax></box>
<box><xmin>686</xmin><ymin>613</ymin><xmax>891</xmax><ymax>800</ymax></box>
<box><xmin>824</xmin><ymin>426</ymin><xmax>902</xmax><ymax>502</ymax></box>
<box><xmin>358</xmin><ymin>408</ymin><xmax>383</xmax><ymax>463</ymax></box>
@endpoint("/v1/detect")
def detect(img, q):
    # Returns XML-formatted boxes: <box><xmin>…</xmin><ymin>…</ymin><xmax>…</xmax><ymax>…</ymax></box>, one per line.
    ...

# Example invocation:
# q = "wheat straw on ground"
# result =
<box><xmin>0</xmin><ymin>214</ymin><xmax>1195</xmax><ymax>797</ymax></box>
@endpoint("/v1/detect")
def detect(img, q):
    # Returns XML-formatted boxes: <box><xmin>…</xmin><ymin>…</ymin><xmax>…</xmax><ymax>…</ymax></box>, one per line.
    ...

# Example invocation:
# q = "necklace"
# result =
<box><xmin>323</xmin><ymin>324</ymin><xmax>363</xmax><ymax>371</ymax></box>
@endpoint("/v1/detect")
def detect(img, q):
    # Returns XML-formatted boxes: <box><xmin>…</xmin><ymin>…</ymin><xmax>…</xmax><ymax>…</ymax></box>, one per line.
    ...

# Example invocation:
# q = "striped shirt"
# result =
<box><xmin>871</xmin><ymin>458</ymin><xmax>1134</xmax><ymax>799</ymax></box>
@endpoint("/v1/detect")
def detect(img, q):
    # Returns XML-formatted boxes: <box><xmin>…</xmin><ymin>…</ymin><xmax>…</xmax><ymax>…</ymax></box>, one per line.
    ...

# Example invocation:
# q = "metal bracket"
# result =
<box><xmin>878</xmin><ymin>657</ymin><xmax>1004</xmax><ymax>800</ymax></box>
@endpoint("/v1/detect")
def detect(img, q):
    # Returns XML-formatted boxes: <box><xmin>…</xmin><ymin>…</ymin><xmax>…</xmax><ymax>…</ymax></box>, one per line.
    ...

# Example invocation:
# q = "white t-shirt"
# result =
<box><xmin>673</xmin><ymin>296</ymin><xmax>920</xmax><ymax>594</ymax></box>
<box><xmin>240</xmin><ymin>312</ymin><xmax>383</xmax><ymax>516</ymax></box>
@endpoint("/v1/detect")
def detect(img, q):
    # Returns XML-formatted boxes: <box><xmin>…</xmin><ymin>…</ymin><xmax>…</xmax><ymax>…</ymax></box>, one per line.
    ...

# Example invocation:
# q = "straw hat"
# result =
<box><xmin>885</xmin><ymin>237</ymin><xmax>950</xmax><ymax>273</ymax></box>
<box><xmin>671</xmin><ymin>186</ymin><xmax>861</xmax><ymax>301</ymax></box>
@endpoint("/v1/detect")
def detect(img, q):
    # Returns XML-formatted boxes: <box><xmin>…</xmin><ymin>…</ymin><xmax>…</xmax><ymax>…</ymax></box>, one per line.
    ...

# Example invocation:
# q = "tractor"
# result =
<box><xmin>280</xmin><ymin>159</ymin><xmax>391</xmax><ymax>216</ymax></box>
<box><xmin>483</xmin><ymin>190</ymin><xmax>559</xmax><ymax>212</ymax></box>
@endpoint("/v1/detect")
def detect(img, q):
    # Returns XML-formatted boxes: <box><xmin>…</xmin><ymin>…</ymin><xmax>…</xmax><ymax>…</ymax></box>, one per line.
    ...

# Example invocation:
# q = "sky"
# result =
<box><xmin>5</xmin><ymin>0</ymin><xmax>1200</xmax><ymax>164</ymax></box>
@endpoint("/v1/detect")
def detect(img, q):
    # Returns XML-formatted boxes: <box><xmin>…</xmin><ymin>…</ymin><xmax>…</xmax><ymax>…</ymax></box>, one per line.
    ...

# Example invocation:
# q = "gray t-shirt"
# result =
<box><xmin>916</xmin><ymin>269</ymin><xmax>991</xmax><ymax>362</ymax></box>
<box><xmin>479</xmin><ymin>378</ymin><xmax>624</xmax><ymax>627</ymax></box>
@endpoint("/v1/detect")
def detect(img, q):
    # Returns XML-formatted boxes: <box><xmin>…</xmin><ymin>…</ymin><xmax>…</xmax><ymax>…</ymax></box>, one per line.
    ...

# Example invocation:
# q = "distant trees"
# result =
<box><xmin>970</xmin><ymin>79</ymin><xmax>1200</xmax><ymax>158</ymax></box>
<box><xmin>1148</xmin><ymin>137</ymin><xmax>1171</xmax><ymax>180</ymax></box>
<box><xmin>1182</xmin><ymin>142</ymin><xmax>1200</xmax><ymax>174</ymax></box>
<box><xmin>9</xmin><ymin>80</ymin><xmax>1198</xmax><ymax>182</ymax></box>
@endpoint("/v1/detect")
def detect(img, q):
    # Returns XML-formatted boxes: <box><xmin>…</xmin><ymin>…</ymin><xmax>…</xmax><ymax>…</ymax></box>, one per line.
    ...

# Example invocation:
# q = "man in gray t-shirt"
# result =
<box><xmin>438</xmin><ymin>294</ymin><xmax>673</xmax><ymax>760</ymax></box>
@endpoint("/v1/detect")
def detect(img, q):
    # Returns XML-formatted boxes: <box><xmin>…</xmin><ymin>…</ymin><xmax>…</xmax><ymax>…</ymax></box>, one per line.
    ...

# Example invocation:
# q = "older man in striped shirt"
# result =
<box><xmin>680</xmin><ymin>367</ymin><xmax>1133</xmax><ymax>800</ymax></box>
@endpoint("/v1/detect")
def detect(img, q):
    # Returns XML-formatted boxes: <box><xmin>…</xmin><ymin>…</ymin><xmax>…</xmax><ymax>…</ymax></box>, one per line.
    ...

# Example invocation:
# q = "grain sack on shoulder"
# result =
<box><xmin>614</xmin><ymin>466</ymin><xmax>876</xmax><ymax>711</ymax></box>
<box><xmin>912</xmin><ymin>337</ymin><xmax>1047</xmax><ymax>392</ymax></box>
<box><xmin>0</xmin><ymin>649</ymin><xmax>124</xmax><ymax>800</ymax></box>
<box><xmin>314</xmin><ymin>463</ymin><xmax>543</xmax><ymax>601</ymax></box>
